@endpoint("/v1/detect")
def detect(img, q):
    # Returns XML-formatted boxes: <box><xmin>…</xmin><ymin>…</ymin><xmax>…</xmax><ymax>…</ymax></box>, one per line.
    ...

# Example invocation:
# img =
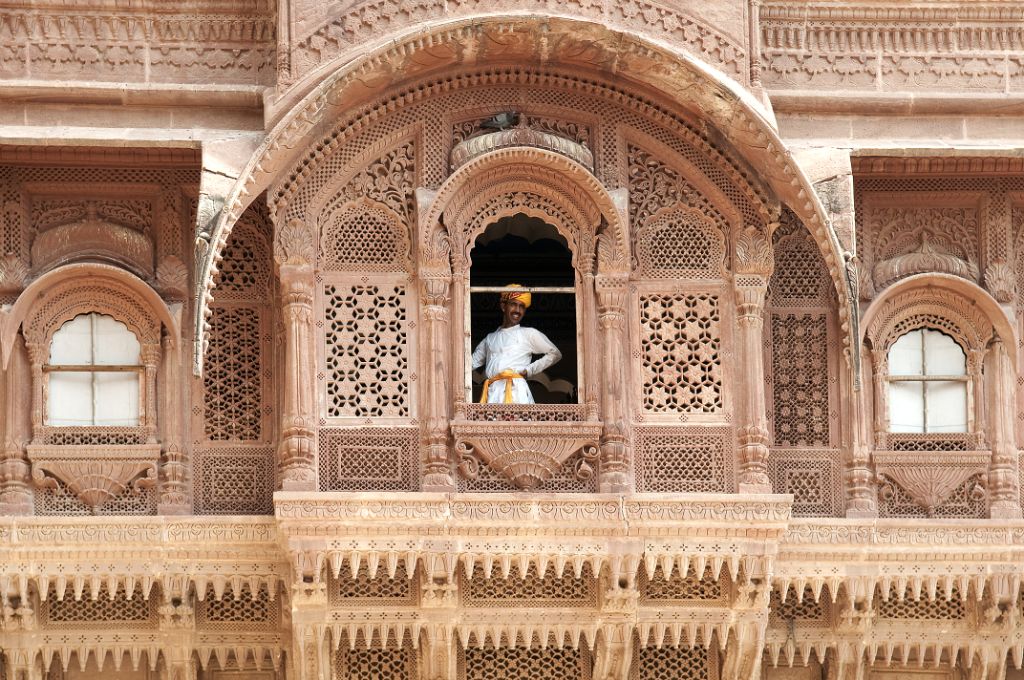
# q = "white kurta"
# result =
<box><xmin>471</xmin><ymin>325</ymin><xmax>562</xmax><ymax>404</ymax></box>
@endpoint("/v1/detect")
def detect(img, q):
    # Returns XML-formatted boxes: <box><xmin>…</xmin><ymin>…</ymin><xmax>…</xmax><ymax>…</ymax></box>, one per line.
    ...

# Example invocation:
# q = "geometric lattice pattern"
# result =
<box><xmin>318</xmin><ymin>428</ymin><xmax>418</xmax><ymax>492</ymax></box>
<box><xmin>192</xmin><ymin>447</ymin><xmax>275</xmax><ymax>515</ymax></box>
<box><xmin>633</xmin><ymin>645</ymin><xmax>714</xmax><ymax>680</ymax></box>
<box><xmin>204</xmin><ymin>305</ymin><xmax>264</xmax><ymax>441</ymax></box>
<box><xmin>770</xmin><ymin>312</ymin><xmax>830</xmax><ymax>448</ymax></box>
<box><xmin>320</xmin><ymin>201</ymin><xmax>409</xmax><ymax>272</ymax></box>
<box><xmin>635</xmin><ymin>427</ymin><xmax>732</xmax><ymax>493</ymax></box>
<box><xmin>640</xmin><ymin>567</ymin><xmax>726</xmax><ymax>604</ymax></box>
<box><xmin>324</xmin><ymin>283</ymin><xmax>409</xmax><ymax>418</ymax></box>
<box><xmin>460</xmin><ymin>564</ymin><xmax>596</xmax><ymax>608</ymax></box>
<box><xmin>639</xmin><ymin>293</ymin><xmax>722</xmax><ymax>413</ymax></box>
<box><xmin>635</xmin><ymin>209</ymin><xmax>724</xmax><ymax>279</ymax></box>
<box><xmin>197</xmin><ymin>586</ymin><xmax>278</xmax><ymax>631</ymax></box>
<box><xmin>769</xmin><ymin>586</ymin><xmax>831</xmax><ymax>627</ymax></box>
<box><xmin>461</xmin><ymin>645</ymin><xmax>591</xmax><ymax>680</ymax></box>
<box><xmin>768</xmin><ymin>450</ymin><xmax>844</xmax><ymax>518</ymax></box>
<box><xmin>876</xmin><ymin>586</ymin><xmax>965</xmax><ymax>620</ymax></box>
<box><xmin>331</xmin><ymin>563</ymin><xmax>415</xmax><ymax>606</ymax></box>
<box><xmin>42</xmin><ymin>588</ymin><xmax>156</xmax><ymax>627</ymax></box>
<box><xmin>336</xmin><ymin>645</ymin><xmax>417</xmax><ymax>680</ymax></box>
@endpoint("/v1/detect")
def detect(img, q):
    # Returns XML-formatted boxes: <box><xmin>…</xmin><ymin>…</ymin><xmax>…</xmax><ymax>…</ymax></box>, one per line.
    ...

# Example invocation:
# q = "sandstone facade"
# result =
<box><xmin>1</xmin><ymin>1</ymin><xmax>1024</xmax><ymax>678</ymax></box>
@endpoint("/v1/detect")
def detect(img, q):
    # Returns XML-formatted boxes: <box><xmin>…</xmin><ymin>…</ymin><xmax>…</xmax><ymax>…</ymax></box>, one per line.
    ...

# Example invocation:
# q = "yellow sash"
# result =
<box><xmin>479</xmin><ymin>369</ymin><xmax>522</xmax><ymax>404</ymax></box>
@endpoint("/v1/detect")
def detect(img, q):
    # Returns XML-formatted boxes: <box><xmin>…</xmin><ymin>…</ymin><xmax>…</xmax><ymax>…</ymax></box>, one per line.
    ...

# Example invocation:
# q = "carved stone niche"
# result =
<box><xmin>874</xmin><ymin>450</ymin><xmax>989</xmax><ymax>516</ymax></box>
<box><xmin>451</xmin><ymin>403</ymin><xmax>603</xmax><ymax>490</ymax></box>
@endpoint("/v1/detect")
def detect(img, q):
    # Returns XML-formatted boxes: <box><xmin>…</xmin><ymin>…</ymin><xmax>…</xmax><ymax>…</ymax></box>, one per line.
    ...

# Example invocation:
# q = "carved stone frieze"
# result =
<box><xmin>0</xmin><ymin>0</ymin><xmax>275</xmax><ymax>85</ymax></box>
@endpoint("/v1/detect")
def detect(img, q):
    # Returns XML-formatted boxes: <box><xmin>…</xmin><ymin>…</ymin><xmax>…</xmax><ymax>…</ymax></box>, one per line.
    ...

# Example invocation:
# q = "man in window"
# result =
<box><xmin>472</xmin><ymin>284</ymin><xmax>562</xmax><ymax>404</ymax></box>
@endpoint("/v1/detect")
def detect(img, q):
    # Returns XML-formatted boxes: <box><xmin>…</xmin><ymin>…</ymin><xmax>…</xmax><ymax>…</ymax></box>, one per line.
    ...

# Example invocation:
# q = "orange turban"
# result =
<box><xmin>500</xmin><ymin>284</ymin><xmax>532</xmax><ymax>308</ymax></box>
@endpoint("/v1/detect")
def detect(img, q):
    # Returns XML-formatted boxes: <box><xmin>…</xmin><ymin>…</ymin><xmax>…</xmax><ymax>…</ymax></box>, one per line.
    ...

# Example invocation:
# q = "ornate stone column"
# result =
<box><xmin>596</xmin><ymin>273</ymin><xmax>630</xmax><ymax>492</ymax></box>
<box><xmin>987</xmin><ymin>337</ymin><xmax>1021</xmax><ymax>518</ymax></box>
<box><xmin>275</xmin><ymin>218</ymin><xmax>318</xmax><ymax>491</ymax></box>
<box><xmin>158</xmin><ymin>324</ymin><xmax>189</xmax><ymax>515</ymax></box>
<box><xmin>845</xmin><ymin>344</ymin><xmax>877</xmax><ymax>517</ymax></box>
<box><xmin>421</xmin><ymin>274</ymin><xmax>456</xmax><ymax>491</ymax></box>
<box><xmin>733</xmin><ymin>227</ymin><xmax>773</xmax><ymax>493</ymax></box>
<box><xmin>0</xmin><ymin>336</ymin><xmax>32</xmax><ymax>514</ymax></box>
<box><xmin>25</xmin><ymin>340</ymin><xmax>45</xmax><ymax>444</ymax></box>
<box><xmin>141</xmin><ymin>342</ymin><xmax>161</xmax><ymax>444</ymax></box>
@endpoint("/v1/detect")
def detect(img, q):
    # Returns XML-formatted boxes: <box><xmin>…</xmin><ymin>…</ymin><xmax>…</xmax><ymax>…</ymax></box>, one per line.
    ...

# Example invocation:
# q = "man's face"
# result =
<box><xmin>500</xmin><ymin>299</ymin><xmax>526</xmax><ymax>327</ymax></box>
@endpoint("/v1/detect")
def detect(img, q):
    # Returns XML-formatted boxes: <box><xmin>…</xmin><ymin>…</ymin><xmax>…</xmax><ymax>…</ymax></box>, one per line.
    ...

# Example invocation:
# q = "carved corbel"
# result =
<box><xmin>420</xmin><ymin>624</ymin><xmax>457</xmax><ymax>680</ymax></box>
<box><xmin>0</xmin><ymin>254</ymin><xmax>28</xmax><ymax>294</ymax></box>
<box><xmin>591</xmin><ymin>624</ymin><xmax>634</xmax><ymax>680</ymax></box>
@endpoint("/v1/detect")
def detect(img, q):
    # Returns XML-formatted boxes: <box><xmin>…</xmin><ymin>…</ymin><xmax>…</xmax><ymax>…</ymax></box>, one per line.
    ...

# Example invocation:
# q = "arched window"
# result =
<box><xmin>46</xmin><ymin>313</ymin><xmax>142</xmax><ymax>426</ymax></box>
<box><xmin>886</xmin><ymin>328</ymin><xmax>967</xmax><ymax>433</ymax></box>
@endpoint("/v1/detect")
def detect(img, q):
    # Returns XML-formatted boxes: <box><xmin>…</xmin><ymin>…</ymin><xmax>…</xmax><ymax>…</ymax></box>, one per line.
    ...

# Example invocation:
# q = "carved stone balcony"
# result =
<box><xmin>27</xmin><ymin>434</ymin><xmax>160</xmax><ymax>511</ymax></box>
<box><xmin>873</xmin><ymin>450</ymin><xmax>989</xmax><ymax>517</ymax></box>
<box><xmin>451</xmin><ymin>403</ymin><xmax>603</xmax><ymax>491</ymax></box>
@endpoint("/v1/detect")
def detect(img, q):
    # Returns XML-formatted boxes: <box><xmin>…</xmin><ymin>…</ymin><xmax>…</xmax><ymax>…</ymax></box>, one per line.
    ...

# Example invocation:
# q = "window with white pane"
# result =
<box><xmin>886</xmin><ymin>328</ymin><xmax>968</xmax><ymax>433</ymax></box>
<box><xmin>46</xmin><ymin>313</ymin><xmax>142</xmax><ymax>426</ymax></box>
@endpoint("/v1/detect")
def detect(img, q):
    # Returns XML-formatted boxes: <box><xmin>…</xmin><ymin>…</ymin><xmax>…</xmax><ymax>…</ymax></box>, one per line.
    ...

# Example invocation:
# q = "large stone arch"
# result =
<box><xmin>192</xmin><ymin>15</ymin><xmax>853</xmax><ymax>373</ymax></box>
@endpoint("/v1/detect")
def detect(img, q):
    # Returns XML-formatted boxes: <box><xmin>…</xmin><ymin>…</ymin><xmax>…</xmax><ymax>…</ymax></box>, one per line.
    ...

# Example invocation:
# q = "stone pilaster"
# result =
<box><xmin>0</xmin><ymin>336</ymin><xmax>31</xmax><ymax>514</ymax></box>
<box><xmin>987</xmin><ymin>337</ymin><xmax>1021</xmax><ymax>518</ymax></box>
<box><xmin>274</xmin><ymin>217</ymin><xmax>319</xmax><ymax>491</ymax></box>
<box><xmin>596</xmin><ymin>274</ymin><xmax>630</xmax><ymax>492</ymax></box>
<box><xmin>421</xmin><ymin>274</ymin><xmax>456</xmax><ymax>491</ymax></box>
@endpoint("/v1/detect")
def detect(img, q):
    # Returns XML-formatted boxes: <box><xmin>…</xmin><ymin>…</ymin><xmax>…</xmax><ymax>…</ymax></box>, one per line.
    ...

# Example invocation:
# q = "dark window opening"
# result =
<box><xmin>469</xmin><ymin>214</ymin><xmax>578</xmax><ymax>404</ymax></box>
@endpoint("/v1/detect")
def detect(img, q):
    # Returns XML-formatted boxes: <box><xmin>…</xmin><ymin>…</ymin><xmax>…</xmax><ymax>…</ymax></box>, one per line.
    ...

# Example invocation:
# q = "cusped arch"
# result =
<box><xmin>193</xmin><ymin>14</ymin><xmax>853</xmax><ymax>372</ymax></box>
<box><xmin>862</xmin><ymin>274</ymin><xmax>1015</xmax><ymax>367</ymax></box>
<box><xmin>423</xmin><ymin>147</ymin><xmax>627</xmax><ymax>275</ymax></box>
<box><xmin>2</xmin><ymin>264</ymin><xmax>178</xmax><ymax>369</ymax></box>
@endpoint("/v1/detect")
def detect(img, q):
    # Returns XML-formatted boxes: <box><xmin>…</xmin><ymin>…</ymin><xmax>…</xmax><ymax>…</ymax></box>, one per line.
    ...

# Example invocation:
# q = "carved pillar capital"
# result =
<box><xmin>733</xmin><ymin>277</ymin><xmax>768</xmax><ymax>322</ymax></box>
<box><xmin>734</xmin><ymin>226</ymin><xmax>774</xmax><ymax>278</ymax></box>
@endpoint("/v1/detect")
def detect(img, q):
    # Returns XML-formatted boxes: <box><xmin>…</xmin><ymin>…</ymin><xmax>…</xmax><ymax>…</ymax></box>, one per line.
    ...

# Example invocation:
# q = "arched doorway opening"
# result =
<box><xmin>468</xmin><ymin>214</ymin><xmax>578</xmax><ymax>404</ymax></box>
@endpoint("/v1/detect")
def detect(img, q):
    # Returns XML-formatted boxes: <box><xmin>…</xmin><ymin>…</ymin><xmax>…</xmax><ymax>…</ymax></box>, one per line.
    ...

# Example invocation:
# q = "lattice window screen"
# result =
<box><xmin>632</xmin><ymin>644</ymin><xmax>717</xmax><ymax>680</ymax></box>
<box><xmin>336</xmin><ymin>641</ymin><xmax>418</xmax><ymax>680</ymax></box>
<box><xmin>322</xmin><ymin>281</ymin><xmax>412</xmax><ymax>420</ymax></box>
<box><xmin>767</xmin><ymin>450</ymin><xmax>844</xmax><ymax>518</ymax></box>
<box><xmin>196</xmin><ymin>206</ymin><xmax>275</xmax><ymax>515</ymax></box>
<box><xmin>460</xmin><ymin>645</ymin><xmax>592</xmax><ymax>680</ymax></box>
<box><xmin>319</xmin><ymin>427</ymin><xmax>419</xmax><ymax>492</ymax></box>
<box><xmin>637</xmin><ymin>292</ymin><xmax>724</xmax><ymax>415</ymax></box>
<box><xmin>766</xmin><ymin>211</ymin><xmax>841</xmax><ymax>518</ymax></box>
<box><xmin>635</xmin><ymin>426</ymin><xmax>733</xmax><ymax>493</ymax></box>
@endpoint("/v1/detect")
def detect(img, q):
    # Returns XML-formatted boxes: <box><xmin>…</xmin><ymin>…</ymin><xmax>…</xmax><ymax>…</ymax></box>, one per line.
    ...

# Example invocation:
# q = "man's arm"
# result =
<box><xmin>522</xmin><ymin>329</ymin><xmax>562</xmax><ymax>377</ymax></box>
<box><xmin>471</xmin><ymin>337</ymin><xmax>487</xmax><ymax>371</ymax></box>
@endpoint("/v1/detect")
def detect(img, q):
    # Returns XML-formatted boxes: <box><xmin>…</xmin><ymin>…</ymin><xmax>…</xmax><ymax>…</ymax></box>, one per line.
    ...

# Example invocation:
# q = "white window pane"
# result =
<box><xmin>91</xmin><ymin>315</ymin><xmax>141</xmax><ymax>366</ymax></box>
<box><xmin>923</xmin><ymin>329</ymin><xmax>966</xmax><ymax>376</ymax></box>
<box><xmin>93</xmin><ymin>372</ymin><xmax>140</xmax><ymax>426</ymax></box>
<box><xmin>49</xmin><ymin>315</ymin><xmax>94</xmax><ymax>365</ymax></box>
<box><xmin>925</xmin><ymin>380</ymin><xmax>968</xmax><ymax>433</ymax></box>
<box><xmin>889</xmin><ymin>381</ymin><xmax>924</xmax><ymax>432</ymax></box>
<box><xmin>888</xmin><ymin>330</ymin><xmax>923</xmax><ymax>376</ymax></box>
<box><xmin>48</xmin><ymin>371</ymin><xmax>95</xmax><ymax>425</ymax></box>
